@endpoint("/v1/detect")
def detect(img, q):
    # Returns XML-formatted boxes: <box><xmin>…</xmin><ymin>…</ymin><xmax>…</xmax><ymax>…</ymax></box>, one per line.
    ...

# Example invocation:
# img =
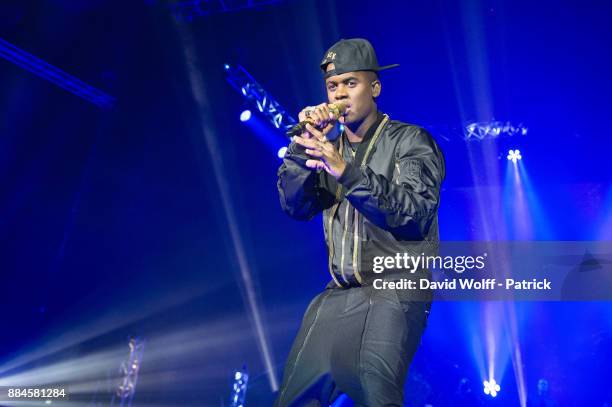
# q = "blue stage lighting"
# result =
<box><xmin>484</xmin><ymin>379</ymin><xmax>501</xmax><ymax>397</ymax></box>
<box><xmin>277</xmin><ymin>146</ymin><xmax>287</xmax><ymax>158</ymax></box>
<box><xmin>229</xmin><ymin>366</ymin><xmax>249</xmax><ymax>407</ymax></box>
<box><xmin>507</xmin><ymin>149</ymin><xmax>522</xmax><ymax>163</ymax></box>
<box><xmin>464</xmin><ymin>121</ymin><xmax>527</xmax><ymax>140</ymax></box>
<box><xmin>240</xmin><ymin>110</ymin><xmax>252</xmax><ymax>122</ymax></box>
<box><xmin>224</xmin><ymin>64</ymin><xmax>230</xmax><ymax>71</ymax></box>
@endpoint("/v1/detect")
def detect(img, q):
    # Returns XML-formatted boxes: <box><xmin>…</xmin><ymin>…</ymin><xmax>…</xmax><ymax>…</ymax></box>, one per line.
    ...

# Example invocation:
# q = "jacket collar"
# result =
<box><xmin>344</xmin><ymin>110</ymin><xmax>385</xmax><ymax>165</ymax></box>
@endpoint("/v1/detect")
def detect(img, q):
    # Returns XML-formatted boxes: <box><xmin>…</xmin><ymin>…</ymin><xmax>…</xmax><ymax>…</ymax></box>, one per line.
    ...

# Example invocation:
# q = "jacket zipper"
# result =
<box><xmin>352</xmin><ymin>208</ymin><xmax>363</xmax><ymax>284</ymax></box>
<box><xmin>395</xmin><ymin>161</ymin><xmax>401</xmax><ymax>185</ymax></box>
<box><xmin>327</xmin><ymin>116</ymin><xmax>390</xmax><ymax>287</ymax></box>
<box><xmin>326</xmin><ymin>205</ymin><xmax>343</xmax><ymax>287</ymax></box>
<box><xmin>326</xmin><ymin>136</ymin><xmax>345</xmax><ymax>287</ymax></box>
<box><xmin>340</xmin><ymin>202</ymin><xmax>351</xmax><ymax>283</ymax></box>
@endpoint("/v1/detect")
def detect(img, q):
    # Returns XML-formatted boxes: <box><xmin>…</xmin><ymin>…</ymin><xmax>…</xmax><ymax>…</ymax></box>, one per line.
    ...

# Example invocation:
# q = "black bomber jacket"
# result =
<box><xmin>277</xmin><ymin>112</ymin><xmax>446</xmax><ymax>288</ymax></box>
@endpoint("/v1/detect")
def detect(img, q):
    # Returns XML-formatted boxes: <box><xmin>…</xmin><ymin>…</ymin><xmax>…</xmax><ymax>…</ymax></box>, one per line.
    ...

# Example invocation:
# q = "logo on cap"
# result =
<box><xmin>320</xmin><ymin>38</ymin><xmax>399</xmax><ymax>79</ymax></box>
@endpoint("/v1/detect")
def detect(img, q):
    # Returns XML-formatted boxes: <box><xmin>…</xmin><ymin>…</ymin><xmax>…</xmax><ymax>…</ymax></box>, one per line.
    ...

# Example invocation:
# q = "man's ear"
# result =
<box><xmin>371</xmin><ymin>79</ymin><xmax>381</xmax><ymax>98</ymax></box>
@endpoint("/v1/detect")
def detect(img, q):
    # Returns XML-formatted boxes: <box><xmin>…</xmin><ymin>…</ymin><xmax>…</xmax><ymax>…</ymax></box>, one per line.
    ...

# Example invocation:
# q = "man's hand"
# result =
<box><xmin>294</xmin><ymin>123</ymin><xmax>347</xmax><ymax>180</ymax></box>
<box><xmin>292</xmin><ymin>103</ymin><xmax>347</xmax><ymax>179</ymax></box>
<box><xmin>298</xmin><ymin>103</ymin><xmax>337</xmax><ymax>138</ymax></box>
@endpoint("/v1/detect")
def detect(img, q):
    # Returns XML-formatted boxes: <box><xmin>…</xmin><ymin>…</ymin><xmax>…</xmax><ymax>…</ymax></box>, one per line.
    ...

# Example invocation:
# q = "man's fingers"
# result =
<box><xmin>305</xmin><ymin>159</ymin><xmax>325</xmax><ymax>170</ymax></box>
<box><xmin>295</xmin><ymin>137</ymin><xmax>315</xmax><ymax>148</ymax></box>
<box><xmin>299</xmin><ymin>103</ymin><xmax>338</xmax><ymax>128</ymax></box>
<box><xmin>302</xmin><ymin>124</ymin><xmax>338</xmax><ymax>150</ymax></box>
<box><xmin>293</xmin><ymin>135</ymin><xmax>312</xmax><ymax>146</ymax></box>
<box><xmin>322</xmin><ymin>121</ymin><xmax>334</xmax><ymax>136</ymax></box>
<box><xmin>294</xmin><ymin>135</ymin><xmax>321</xmax><ymax>150</ymax></box>
<box><xmin>319</xmin><ymin>104</ymin><xmax>331</xmax><ymax>124</ymax></box>
<box><xmin>305</xmin><ymin>159</ymin><xmax>318</xmax><ymax>169</ymax></box>
<box><xmin>305</xmin><ymin>123</ymin><xmax>326</xmax><ymax>141</ymax></box>
<box><xmin>305</xmin><ymin>148</ymin><xmax>323</xmax><ymax>157</ymax></box>
<box><xmin>299</xmin><ymin>106</ymin><xmax>316</xmax><ymax>122</ymax></box>
<box><xmin>308</xmin><ymin>119</ymin><xmax>336</xmax><ymax>141</ymax></box>
<box><xmin>313</xmin><ymin>104</ymin><xmax>329</xmax><ymax>126</ymax></box>
<box><xmin>304</xmin><ymin>123</ymin><xmax>320</xmax><ymax>138</ymax></box>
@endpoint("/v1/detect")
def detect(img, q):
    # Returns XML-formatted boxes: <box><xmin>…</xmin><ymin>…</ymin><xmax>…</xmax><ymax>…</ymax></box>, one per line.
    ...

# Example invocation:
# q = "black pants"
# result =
<box><xmin>274</xmin><ymin>285</ymin><xmax>431</xmax><ymax>407</ymax></box>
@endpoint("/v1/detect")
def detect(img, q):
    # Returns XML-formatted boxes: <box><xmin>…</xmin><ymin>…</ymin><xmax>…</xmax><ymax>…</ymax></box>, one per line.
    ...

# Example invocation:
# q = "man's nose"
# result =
<box><xmin>335</xmin><ymin>86</ymin><xmax>348</xmax><ymax>100</ymax></box>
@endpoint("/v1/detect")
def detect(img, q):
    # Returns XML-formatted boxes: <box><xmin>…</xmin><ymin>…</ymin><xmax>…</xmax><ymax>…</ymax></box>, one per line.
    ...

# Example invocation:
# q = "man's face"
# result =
<box><xmin>325</xmin><ymin>66</ymin><xmax>380</xmax><ymax>124</ymax></box>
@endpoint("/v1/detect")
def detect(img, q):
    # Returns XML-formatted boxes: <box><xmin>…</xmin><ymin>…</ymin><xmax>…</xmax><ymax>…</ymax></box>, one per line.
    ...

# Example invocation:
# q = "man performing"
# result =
<box><xmin>276</xmin><ymin>38</ymin><xmax>445</xmax><ymax>406</ymax></box>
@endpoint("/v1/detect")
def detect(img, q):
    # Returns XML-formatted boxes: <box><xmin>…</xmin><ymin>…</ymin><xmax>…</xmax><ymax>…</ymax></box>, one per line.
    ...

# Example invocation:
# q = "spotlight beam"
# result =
<box><xmin>0</xmin><ymin>315</ymin><xmax>285</xmax><ymax>405</ymax></box>
<box><xmin>176</xmin><ymin>25</ymin><xmax>278</xmax><ymax>391</ymax></box>
<box><xmin>0</xmin><ymin>284</ymin><xmax>218</xmax><ymax>379</ymax></box>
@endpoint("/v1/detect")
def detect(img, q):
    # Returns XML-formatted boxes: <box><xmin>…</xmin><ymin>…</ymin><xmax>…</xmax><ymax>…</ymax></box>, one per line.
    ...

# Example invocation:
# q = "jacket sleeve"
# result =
<box><xmin>337</xmin><ymin>127</ymin><xmax>445</xmax><ymax>238</ymax></box>
<box><xmin>277</xmin><ymin>141</ymin><xmax>336</xmax><ymax>221</ymax></box>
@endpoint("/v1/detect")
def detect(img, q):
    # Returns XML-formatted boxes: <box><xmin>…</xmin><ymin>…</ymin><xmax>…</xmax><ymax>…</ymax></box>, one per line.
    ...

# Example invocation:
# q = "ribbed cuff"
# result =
<box><xmin>288</xmin><ymin>141</ymin><xmax>308</xmax><ymax>156</ymax></box>
<box><xmin>284</xmin><ymin>141</ymin><xmax>312</xmax><ymax>168</ymax></box>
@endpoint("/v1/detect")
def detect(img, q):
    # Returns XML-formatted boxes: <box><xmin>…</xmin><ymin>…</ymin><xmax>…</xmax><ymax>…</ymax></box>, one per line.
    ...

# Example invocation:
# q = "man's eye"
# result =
<box><xmin>328</xmin><ymin>85</ymin><xmax>337</xmax><ymax>91</ymax></box>
<box><xmin>347</xmin><ymin>81</ymin><xmax>357</xmax><ymax>87</ymax></box>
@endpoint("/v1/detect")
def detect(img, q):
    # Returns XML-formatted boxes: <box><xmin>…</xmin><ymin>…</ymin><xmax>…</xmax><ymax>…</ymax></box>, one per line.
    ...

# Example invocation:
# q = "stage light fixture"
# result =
<box><xmin>484</xmin><ymin>378</ymin><xmax>501</xmax><ymax>397</ymax></box>
<box><xmin>464</xmin><ymin>121</ymin><xmax>528</xmax><ymax>140</ymax></box>
<box><xmin>229</xmin><ymin>366</ymin><xmax>249</xmax><ymax>407</ymax></box>
<box><xmin>507</xmin><ymin>149</ymin><xmax>522</xmax><ymax>163</ymax></box>
<box><xmin>240</xmin><ymin>110</ymin><xmax>252</xmax><ymax>122</ymax></box>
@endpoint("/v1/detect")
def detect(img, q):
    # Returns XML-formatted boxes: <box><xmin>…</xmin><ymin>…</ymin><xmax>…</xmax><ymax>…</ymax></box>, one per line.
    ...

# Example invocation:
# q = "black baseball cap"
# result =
<box><xmin>320</xmin><ymin>38</ymin><xmax>399</xmax><ymax>79</ymax></box>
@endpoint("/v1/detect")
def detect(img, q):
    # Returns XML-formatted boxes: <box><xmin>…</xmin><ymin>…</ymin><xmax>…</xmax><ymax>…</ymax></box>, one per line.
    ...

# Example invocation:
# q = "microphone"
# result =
<box><xmin>286</xmin><ymin>102</ymin><xmax>348</xmax><ymax>138</ymax></box>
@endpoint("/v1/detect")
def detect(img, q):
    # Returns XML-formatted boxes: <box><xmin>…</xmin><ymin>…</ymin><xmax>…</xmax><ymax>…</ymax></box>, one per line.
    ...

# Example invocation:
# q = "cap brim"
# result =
<box><xmin>323</xmin><ymin>63</ymin><xmax>400</xmax><ymax>79</ymax></box>
<box><xmin>376</xmin><ymin>63</ymin><xmax>400</xmax><ymax>71</ymax></box>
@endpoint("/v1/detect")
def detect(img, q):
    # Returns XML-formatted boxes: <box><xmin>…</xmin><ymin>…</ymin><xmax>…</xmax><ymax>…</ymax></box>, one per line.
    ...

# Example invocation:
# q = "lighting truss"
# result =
<box><xmin>112</xmin><ymin>338</ymin><xmax>145</xmax><ymax>407</ymax></box>
<box><xmin>225</xmin><ymin>64</ymin><xmax>297</xmax><ymax>134</ymax></box>
<box><xmin>464</xmin><ymin>121</ymin><xmax>528</xmax><ymax>141</ymax></box>
<box><xmin>170</xmin><ymin>0</ymin><xmax>286</xmax><ymax>21</ymax></box>
<box><xmin>0</xmin><ymin>37</ymin><xmax>115</xmax><ymax>109</ymax></box>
